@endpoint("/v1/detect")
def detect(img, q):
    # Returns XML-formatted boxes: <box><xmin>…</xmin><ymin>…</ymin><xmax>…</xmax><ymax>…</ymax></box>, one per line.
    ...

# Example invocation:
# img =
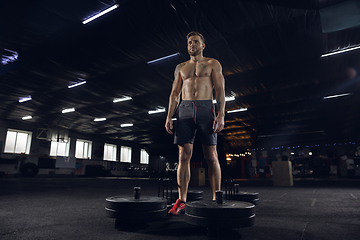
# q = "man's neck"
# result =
<box><xmin>189</xmin><ymin>54</ymin><xmax>204</xmax><ymax>63</ymax></box>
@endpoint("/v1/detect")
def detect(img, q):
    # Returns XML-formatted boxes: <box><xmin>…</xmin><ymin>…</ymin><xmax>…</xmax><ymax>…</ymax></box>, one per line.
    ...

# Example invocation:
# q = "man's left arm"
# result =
<box><xmin>211</xmin><ymin>60</ymin><xmax>225</xmax><ymax>133</ymax></box>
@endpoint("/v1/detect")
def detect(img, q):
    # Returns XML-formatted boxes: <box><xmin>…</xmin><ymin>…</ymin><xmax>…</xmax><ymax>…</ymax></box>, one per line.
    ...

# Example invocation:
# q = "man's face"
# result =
<box><xmin>187</xmin><ymin>35</ymin><xmax>205</xmax><ymax>56</ymax></box>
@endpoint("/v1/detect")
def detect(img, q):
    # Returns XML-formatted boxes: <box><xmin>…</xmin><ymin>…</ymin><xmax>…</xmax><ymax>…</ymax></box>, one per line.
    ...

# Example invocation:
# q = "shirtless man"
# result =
<box><xmin>165</xmin><ymin>31</ymin><xmax>225</xmax><ymax>215</ymax></box>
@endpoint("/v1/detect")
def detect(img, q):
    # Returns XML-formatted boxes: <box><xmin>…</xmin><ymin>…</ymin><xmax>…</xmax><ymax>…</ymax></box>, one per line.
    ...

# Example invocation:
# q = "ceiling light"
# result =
<box><xmin>227</xmin><ymin>108</ymin><xmax>247</xmax><ymax>113</ymax></box>
<box><xmin>147</xmin><ymin>53</ymin><xmax>180</xmax><ymax>64</ymax></box>
<box><xmin>2</xmin><ymin>49</ymin><xmax>18</xmax><ymax>65</ymax></box>
<box><xmin>62</xmin><ymin>108</ymin><xmax>75</xmax><ymax>114</ymax></box>
<box><xmin>68</xmin><ymin>81</ymin><xmax>86</xmax><ymax>89</ymax></box>
<box><xmin>171</xmin><ymin>118</ymin><xmax>177</xmax><ymax>121</ymax></box>
<box><xmin>225</xmin><ymin>96</ymin><xmax>235</xmax><ymax>101</ymax></box>
<box><xmin>148</xmin><ymin>108</ymin><xmax>166</xmax><ymax>114</ymax></box>
<box><xmin>213</xmin><ymin>96</ymin><xmax>236</xmax><ymax>104</ymax></box>
<box><xmin>94</xmin><ymin>118</ymin><xmax>106</xmax><ymax>122</ymax></box>
<box><xmin>82</xmin><ymin>4</ymin><xmax>119</xmax><ymax>24</ymax></box>
<box><xmin>321</xmin><ymin>45</ymin><xmax>360</xmax><ymax>58</ymax></box>
<box><xmin>323</xmin><ymin>93</ymin><xmax>351</xmax><ymax>99</ymax></box>
<box><xmin>19</xmin><ymin>96</ymin><xmax>32</xmax><ymax>103</ymax></box>
<box><xmin>22</xmin><ymin>116</ymin><xmax>32</xmax><ymax>120</ymax></box>
<box><xmin>121</xmin><ymin>123</ymin><xmax>133</xmax><ymax>127</ymax></box>
<box><xmin>113</xmin><ymin>96</ymin><xmax>132</xmax><ymax>103</ymax></box>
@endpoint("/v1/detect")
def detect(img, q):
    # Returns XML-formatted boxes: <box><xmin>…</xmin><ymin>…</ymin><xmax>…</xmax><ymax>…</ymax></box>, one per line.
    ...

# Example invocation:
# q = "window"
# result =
<box><xmin>140</xmin><ymin>149</ymin><xmax>149</xmax><ymax>164</ymax></box>
<box><xmin>50</xmin><ymin>139</ymin><xmax>70</xmax><ymax>157</ymax></box>
<box><xmin>104</xmin><ymin>143</ymin><xmax>117</xmax><ymax>161</ymax></box>
<box><xmin>4</xmin><ymin>129</ymin><xmax>32</xmax><ymax>154</ymax></box>
<box><xmin>120</xmin><ymin>146</ymin><xmax>132</xmax><ymax>163</ymax></box>
<box><xmin>75</xmin><ymin>139</ymin><xmax>92</xmax><ymax>159</ymax></box>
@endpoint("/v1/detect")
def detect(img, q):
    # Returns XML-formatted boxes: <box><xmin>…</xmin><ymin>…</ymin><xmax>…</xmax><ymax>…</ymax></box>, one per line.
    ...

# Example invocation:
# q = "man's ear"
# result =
<box><xmin>202</xmin><ymin>43</ymin><xmax>206</xmax><ymax>50</ymax></box>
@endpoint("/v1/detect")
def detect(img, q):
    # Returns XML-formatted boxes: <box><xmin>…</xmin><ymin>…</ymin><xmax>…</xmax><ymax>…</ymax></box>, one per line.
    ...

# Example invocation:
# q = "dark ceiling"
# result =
<box><xmin>1</xmin><ymin>0</ymin><xmax>360</xmax><ymax>155</ymax></box>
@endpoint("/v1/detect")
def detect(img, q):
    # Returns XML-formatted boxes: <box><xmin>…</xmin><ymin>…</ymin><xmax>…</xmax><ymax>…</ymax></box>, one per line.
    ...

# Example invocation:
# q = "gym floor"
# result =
<box><xmin>0</xmin><ymin>177</ymin><xmax>359</xmax><ymax>240</ymax></box>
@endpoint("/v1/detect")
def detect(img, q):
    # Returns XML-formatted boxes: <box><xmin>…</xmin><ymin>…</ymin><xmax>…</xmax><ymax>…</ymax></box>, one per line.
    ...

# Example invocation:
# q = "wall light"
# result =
<box><xmin>22</xmin><ymin>116</ymin><xmax>32</xmax><ymax>120</ymax></box>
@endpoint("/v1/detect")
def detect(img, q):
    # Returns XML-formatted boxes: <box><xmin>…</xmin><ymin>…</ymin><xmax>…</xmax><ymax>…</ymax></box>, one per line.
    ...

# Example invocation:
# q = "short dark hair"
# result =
<box><xmin>187</xmin><ymin>31</ymin><xmax>205</xmax><ymax>43</ymax></box>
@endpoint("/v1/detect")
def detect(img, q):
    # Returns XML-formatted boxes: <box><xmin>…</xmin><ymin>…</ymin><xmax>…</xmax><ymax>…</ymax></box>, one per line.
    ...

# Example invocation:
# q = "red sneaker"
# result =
<box><xmin>168</xmin><ymin>199</ymin><xmax>185</xmax><ymax>215</ymax></box>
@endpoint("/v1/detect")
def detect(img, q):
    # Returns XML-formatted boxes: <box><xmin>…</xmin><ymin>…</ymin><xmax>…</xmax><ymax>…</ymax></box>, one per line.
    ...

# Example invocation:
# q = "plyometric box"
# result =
<box><xmin>272</xmin><ymin>161</ymin><xmax>293</xmax><ymax>187</ymax></box>
<box><xmin>190</xmin><ymin>168</ymin><xmax>205</xmax><ymax>186</ymax></box>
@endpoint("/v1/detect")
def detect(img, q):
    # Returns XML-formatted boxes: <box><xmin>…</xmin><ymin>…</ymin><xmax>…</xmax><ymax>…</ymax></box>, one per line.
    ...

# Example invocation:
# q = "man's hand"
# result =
<box><xmin>165</xmin><ymin>118</ymin><xmax>174</xmax><ymax>134</ymax></box>
<box><xmin>213</xmin><ymin>115</ymin><xmax>224</xmax><ymax>133</ymax></box>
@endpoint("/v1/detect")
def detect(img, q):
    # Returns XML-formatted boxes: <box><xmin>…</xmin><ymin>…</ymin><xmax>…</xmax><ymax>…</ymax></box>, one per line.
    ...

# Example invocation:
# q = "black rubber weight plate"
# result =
<box><xmin>185</xmin><ymin>213</ymin><xmax>255</xmax><ymax>228</ymax></box>
<box><xmin>20</xmin><ymin>163</ymin><xmax>39</xmax><ymax>177</ymax></box>
<box><xmin>231</xmin><ymin>192</ymin><xmax>259</xmax><ymax>201</ymax></box>
<box><xmin>185</xmin><ymin>200</ymin><xmax>255</xmax><ymax>218</ymax></box>
<box><xmin>235</xmin><ymin>192</ymin><xmax>258</xmax><ymax>197</ymax></box>
<box><xmin>106</xmin><ymin>196</ymin><xmax>167</xmax><ymax>211</ymax></box>
<box><xmin>251</xmin><ymin>198</ymin><xmax>259</xmax><ymax>205</ymax></box>
<box><xmin>106</xmin><ymin>208</ymin><xmax>167</xmax><ymax>220</ymax></box>
<box><xmin>164</xmin><ymin>190</ymin><xmax>203</xmax><ymax>201</ymax></box>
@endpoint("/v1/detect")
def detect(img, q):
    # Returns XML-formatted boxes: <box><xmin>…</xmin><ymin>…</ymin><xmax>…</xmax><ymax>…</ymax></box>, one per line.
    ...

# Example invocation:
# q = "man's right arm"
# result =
<box><xmin>165</xmin><ymin>63</ymin><xmax>184</xmax><ymax>134</ymax></box>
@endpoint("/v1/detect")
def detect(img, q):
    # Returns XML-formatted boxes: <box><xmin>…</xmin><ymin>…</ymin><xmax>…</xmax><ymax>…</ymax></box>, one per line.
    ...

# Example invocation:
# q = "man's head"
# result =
<box><xmin>187</xmin><ymin>31</ymin><xmax>205</xmax><ymax>57</ymax></box>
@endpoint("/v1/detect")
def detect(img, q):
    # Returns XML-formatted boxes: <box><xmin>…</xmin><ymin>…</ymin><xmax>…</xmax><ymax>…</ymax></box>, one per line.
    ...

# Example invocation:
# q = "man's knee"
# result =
<box><xmin>179</xmin><ymin>144</ymin><xmax>192</xmax><ymax>163</ymax></box>
<box><xmin>179</xmin><ymin>154</ymin><xmax>191</xmax><ymax>163</ymax></box>
<box><xmin>205</xmin><ymin>155</ymin><xmax>219</xmax><ymax>166</ymax></box>
<box><xmin>203</xmin><ymin>146</ymin><xmax>218</xmax><ymax>163</ymax></box>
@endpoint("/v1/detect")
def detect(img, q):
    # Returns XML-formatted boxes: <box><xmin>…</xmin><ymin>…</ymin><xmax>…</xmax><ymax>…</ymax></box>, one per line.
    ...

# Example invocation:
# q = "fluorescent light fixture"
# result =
<box><xmin>121</xmin><ymin>123</ymin><xmax>133</xmax><ymax>127</ymax></box>
<box><xmin>82</xmin><ymin>4</ymin><xmax>119</xmax><ymax>24</ymax></box>
<box><xmin>321</xmin><ymin>45</ymin><xmax>360</xmax><ymax>58</ymax></box>
<box><xmin>226</xmin><ymin>96</ymin><xmax>235</xmax><ymax>101</ymax></box>
<box><xmin>62</xmin><ymin>108</ymin><xmax>75</xmax><ymax>114</ymax></box>
<box><xmin>19</xmin><ymin>96</ymin><xmax>32</xmax><ymax>103</ymax></box>
<box><xmin>172</xmin><ymin>118</ymin><xmax>177</xmax><ymax>121</ymax></box>
<box><xmin>227</xmin><ymin>108</ymin><xmax>247</xmax><ymax>113</ymax></box>
<box><xmin>148</xmin><ymin>108</ymin><xmax>166</xmax><ymax>114</ymax></box>
<box><xmin>323</xmin><ymin>93</ymin><xmax>351</xmax><ymax>99</ymax></box>
<box><xmin>113</xmin><ymin>96</ymin><xmax>132</xmax><ymax>103</ymax></box>
<box><xmin>68</xmin><ymin>81</ymin><xmax>86</xmax><ymax>89</ymax></box>
<box><xmin>2</xmin><ymin>49</ymin><xmax>18</xmax><ymax>65</ymax></box>
<box><xmin>22</xmin><ymin>116</ymin><xmax>32</xmax><ymax>120</ymax></box>
<box><xmin>147</xmin><ymin>53</ymin><xmax>180</xmax><ymax>64</ymax></box>
<box><xmin>213</xmin><ymin>96</ymin><xmax>236</xmax><ymax>104</ymax></box>
<box><xmin>94</xmin><ymin>118</ymin><xmax>106</xmax><ymax>122</ymax></box>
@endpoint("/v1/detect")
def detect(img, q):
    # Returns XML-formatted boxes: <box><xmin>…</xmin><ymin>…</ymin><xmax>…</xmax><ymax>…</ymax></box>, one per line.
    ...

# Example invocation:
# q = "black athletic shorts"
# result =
<box><xmin>174</xmin><ymin>100</ymin><xmax>217</xmax><ymax>145</ymax></box>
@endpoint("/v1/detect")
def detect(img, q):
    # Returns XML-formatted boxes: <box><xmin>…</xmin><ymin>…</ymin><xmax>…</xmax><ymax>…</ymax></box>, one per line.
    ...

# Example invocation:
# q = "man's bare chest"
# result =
<box><xmin>180</xmin><ymin>62</ymin><xmax>212</xmax><ymax>79</ymax></box>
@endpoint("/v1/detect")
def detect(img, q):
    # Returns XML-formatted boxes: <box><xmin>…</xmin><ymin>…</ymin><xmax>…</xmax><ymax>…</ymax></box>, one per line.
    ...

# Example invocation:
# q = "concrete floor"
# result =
<box><xmin>0</xmin><ymin>177</ymin><xmax>359</xmax><ymax>240</ymax></box>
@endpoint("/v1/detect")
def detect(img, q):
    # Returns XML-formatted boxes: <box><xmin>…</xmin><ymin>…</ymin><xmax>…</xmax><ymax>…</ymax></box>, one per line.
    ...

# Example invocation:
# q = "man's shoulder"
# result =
<box><xmin>204</xmin><ymin>57</ymin><xmax>221</xmax><ymax>67</ymax></box>
<box><xmin>205</xmin><ymin>57</ymin><xmax>220</xmax><ymax>63</ymax></box>
<box><xmin>178</xmin><ymin>60</ymin><xmax>190</xmax><ymax>67</ymax></box>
